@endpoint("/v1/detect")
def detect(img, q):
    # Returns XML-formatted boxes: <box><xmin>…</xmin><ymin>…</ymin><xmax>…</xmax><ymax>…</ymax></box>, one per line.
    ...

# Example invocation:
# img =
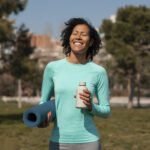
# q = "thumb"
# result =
<box><xmin>47</xmin><ymin>112</ymin><xmax>52</xmax><ymax>122</ymax></box>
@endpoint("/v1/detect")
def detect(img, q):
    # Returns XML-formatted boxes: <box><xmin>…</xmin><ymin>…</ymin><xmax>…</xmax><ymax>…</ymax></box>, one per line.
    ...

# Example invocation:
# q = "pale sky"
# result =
<box><xmin>10</xmin><ymin>0</ymin><xmax>150</xmax><ymax>39</ymax></box>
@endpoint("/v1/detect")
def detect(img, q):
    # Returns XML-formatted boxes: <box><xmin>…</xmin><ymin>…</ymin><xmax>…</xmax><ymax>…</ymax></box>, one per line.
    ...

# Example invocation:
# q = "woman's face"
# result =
<box><xmin>69</xmin><ymin>24</ymin><xmax>92</xmax><ymax>55</ymax></box>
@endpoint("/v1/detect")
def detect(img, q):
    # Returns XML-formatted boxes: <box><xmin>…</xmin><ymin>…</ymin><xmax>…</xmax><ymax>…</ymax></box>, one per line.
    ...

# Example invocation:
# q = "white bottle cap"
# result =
<box><xmin>79</xmin><ymin>82</ymin><xmax>86</xmax><ymax>86</ymax></box>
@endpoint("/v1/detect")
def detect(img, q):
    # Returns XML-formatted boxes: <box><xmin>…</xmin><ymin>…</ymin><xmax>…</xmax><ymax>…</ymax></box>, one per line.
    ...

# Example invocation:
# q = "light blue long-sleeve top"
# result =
<box><xmin>40</xmin><ymin>58</ymin><xmax>110</xmax><ymax>143</ymax></box>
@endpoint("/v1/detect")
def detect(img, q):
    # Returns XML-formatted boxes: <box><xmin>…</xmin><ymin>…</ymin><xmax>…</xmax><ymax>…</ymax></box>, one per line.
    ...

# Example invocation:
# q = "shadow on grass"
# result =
<box><xmin>0</xmin><ymin>113</ymin><xmax>23</xmax><ymax>124</ymax></box>
<box><xmin>133</xmin><ymin>104</ymin><xmax>150</xmax><ymax>109</ymax></box>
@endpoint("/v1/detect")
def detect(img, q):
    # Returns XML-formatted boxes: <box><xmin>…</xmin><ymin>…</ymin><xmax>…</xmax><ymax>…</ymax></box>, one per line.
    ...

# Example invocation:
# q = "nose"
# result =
<box><xmin>76</xmin><ymin>33</ymin><xmax>82</xmax><ymax>39</ymax></box>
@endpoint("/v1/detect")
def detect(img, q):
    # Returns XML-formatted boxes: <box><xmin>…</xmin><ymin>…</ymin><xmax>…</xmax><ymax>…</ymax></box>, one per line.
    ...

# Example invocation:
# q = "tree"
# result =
<box><xmin>0</xmin><ymin>1</ymin><xmax>42</xmax><ymax>107</ymax></box>
<box><xmin>0</xmin><ymin>0</ymin><xmax>27</xmax><ymax>42</ymax></box>
<box><xmin>0</xmin><ymin>0</ymin><xmax>27</xmax><ymax>72</ymax></box>
<box><xmin>101</xmin><ymin>5</ymin><xmax>150</xmax><ymax>108</ymax></box>
<box><xmin>7</xmin><ymin>24</ymin><xmax>35</xmax><ymax>108</ymax></box>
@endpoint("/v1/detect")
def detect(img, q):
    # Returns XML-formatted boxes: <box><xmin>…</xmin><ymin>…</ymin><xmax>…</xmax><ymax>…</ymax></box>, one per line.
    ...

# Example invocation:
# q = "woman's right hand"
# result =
<box><xmin>37</xmin><ymin>112</ymin><xmax>52</xmax><ymax>128</ymax></box>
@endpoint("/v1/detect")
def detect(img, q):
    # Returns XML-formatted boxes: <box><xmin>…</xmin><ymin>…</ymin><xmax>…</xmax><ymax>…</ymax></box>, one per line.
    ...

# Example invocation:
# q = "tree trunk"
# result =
<box><xmin>36</xmin><ymin>89</ymin><xmax>40</xmax><ymax>97</ymax></box>
<box><xmin>18</xmin><ymin>79</ymin><xmax>22</xmax><ymax>108</ymax></box>
<box><xmin>137</xmin><ymin>85</ymin><xmax>141</xmax><ymax>107</ymax></box>
<box><xmin>137</xmin><ymin>73</ymin><xmax>141</xmax><ymax>107</ymax></box>
<box><xmin>0</xmin><ymin>44</ymin><xmax>2</xmax><ymax>59</ymax></box>
<box><xmin>127</xmin><ymin>75</ymin><xmax>135</xmax><ymax>109</ymax></box>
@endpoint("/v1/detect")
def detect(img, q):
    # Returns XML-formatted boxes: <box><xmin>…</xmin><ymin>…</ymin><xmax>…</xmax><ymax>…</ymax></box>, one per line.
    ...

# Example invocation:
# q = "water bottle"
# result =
<box><xmin>76</xmin><ymin>82</ymin><xmax>88</xmax><ymax>109</ymax></box>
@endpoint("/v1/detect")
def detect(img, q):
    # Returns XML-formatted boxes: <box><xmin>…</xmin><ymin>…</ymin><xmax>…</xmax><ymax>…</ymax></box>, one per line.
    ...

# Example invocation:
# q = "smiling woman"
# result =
<box><xmin>69</xmin><ymin>24</ymin><xmax>93</xmax><ymax>56</ymax></box>
<box><xmin>38</xmin><ymin>18</ymin><xmax>110</xmax><ymax>150</ymax></box>
<box><xmin>61</xmin><ymin>18</ymin><xmax>101</xmax><ymax>63</ymax></box>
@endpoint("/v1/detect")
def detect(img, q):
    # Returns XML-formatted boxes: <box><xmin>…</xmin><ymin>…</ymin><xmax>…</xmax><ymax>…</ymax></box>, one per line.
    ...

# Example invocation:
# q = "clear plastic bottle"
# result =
<box><xmin>76</xmin><ymin>82</ymin><xmax>88</xmax><ymax>109</ymax></box>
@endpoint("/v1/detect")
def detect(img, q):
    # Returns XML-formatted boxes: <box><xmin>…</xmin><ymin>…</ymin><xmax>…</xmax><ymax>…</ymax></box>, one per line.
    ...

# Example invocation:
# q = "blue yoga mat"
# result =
<box><xmin>23</xmin><ymin>100</ymin><xmax>55</xmax><ymax>128</ymax></box>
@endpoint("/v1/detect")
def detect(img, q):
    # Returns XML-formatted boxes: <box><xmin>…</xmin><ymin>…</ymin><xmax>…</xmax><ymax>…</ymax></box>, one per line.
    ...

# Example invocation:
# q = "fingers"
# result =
<box><xmin>82</xmin><ymin>98</ymin><xmax>91</xmax><ymax>105</ymax></box>
<box><xmin>82</xmin><ymin>89</ymin><xmax>91</xmax><ymax>98</ymax></box>
<box><xmin>47</xmin><ymin>112</ymin><xmax>52</xmax><ymax>123</ymax></box>
<box><xmin>80</xmin><ymin>95</ymin><xmax>91</xmax><ymax>108</ymax></box>
<box><xmin>83</xmin><ymin>100</ymin><xmax>92</xmax><ymax>111</ymax></box>
<box><xmin>74</xmin><ymin>89</ymin><xmax>91</xmax><ymax>102</ymax></box>
<box><xmin>79</xmin><ymin>92</ymin><xmax>90</xmax><ymax>98</ymax></box>
<box><xmin>83</xmin><ymin>89</ymin><xmax>91</xmax><ymax>95</ymax></box>
<box><xmin>74</xmin><ymin>89</ymin><xmax>92</xmax><ymax>110</ymax></box>
<box><xmin>81</xmin><ymin>90</ymin><xmax>92</xmax><ymax>111</ymax></box>
<box><xmin>79</xmin><ymin>96</ymin><xmax>90</xmax><ymax>102</ymax></box>
<box><xmin>80</xmin><ymin>89</ymin><xmax>91</xmax><ymax>100</ymax></box>
<box><xmin>74</xmin><ymin>89</ymin><xmax>91</xmax><ymax>99</ymax></box>
<box><xmin>37</xmin><ymin>112</ymin><xmax>52</xmax><ymax>128</ymax></box>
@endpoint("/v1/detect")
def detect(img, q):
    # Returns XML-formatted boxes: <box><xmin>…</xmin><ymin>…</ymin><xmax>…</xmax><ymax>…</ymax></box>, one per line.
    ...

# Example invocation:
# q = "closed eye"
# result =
<box><xmin>72</xmin><ymin>31</ymin><xmax>78</xmax><ymax>35</ymax></box>
<box><xmin>81</xmin><ymin>32</ymin><xmax>88</xmax><ymax>36</ymax></box>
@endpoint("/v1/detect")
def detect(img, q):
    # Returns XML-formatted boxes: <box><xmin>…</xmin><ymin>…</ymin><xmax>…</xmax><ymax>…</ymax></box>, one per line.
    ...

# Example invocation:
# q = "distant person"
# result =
<box><xmin>38</xmin><ymin>18</ymin><xmax>110</xmax><ymax>150</ymax></box>
<box><xmin>24</xmin><ymin>89</ymin><xmax>31</xmax><ymax>96</ymax></box>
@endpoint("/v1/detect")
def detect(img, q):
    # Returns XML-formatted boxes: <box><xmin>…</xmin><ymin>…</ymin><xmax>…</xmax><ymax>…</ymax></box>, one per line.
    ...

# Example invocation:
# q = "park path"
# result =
<box><xmin>1</xmin><ymin>96</ymin><xmax>150</xmax><ymax>107</ymax></box>
<box><xmin>109</xmin><ymin>96</ymin><xmax>150</xmax><ymax>107</ymax></box>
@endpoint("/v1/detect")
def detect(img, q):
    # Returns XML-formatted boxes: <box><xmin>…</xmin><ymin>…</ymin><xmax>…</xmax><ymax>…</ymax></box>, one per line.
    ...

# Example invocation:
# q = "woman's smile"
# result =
<box><xmin>69</xmin><ymin>24</ymin><xmax>92</xmax><ymax>54</ymax></box>
<box><xmin>73</xmin><ymin>42</ymin><xmax>83</xmax><ymax>46</ymax></box>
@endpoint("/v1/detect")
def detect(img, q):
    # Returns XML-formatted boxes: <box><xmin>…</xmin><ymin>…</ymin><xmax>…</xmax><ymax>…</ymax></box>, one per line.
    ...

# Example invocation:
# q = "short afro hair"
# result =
<box><xmin>60</xmin><ymin>18</ymin><xmax>102</xmax><ymax>61</ymax></box>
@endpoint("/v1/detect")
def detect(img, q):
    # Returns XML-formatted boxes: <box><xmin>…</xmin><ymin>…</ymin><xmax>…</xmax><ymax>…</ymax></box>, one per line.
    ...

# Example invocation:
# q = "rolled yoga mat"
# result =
<box><xmin>23</xmin><ymin>99</ymin><xmax>55</xmax><ymax>128</ymax></box>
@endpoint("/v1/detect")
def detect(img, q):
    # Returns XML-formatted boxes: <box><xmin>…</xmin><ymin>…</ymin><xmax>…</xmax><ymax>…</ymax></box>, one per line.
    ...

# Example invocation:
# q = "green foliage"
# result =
<box><xmin>0</xmin><ymin>0</ymin><xmax>42</xmax><ymax>95</ymax></box>
<box><xmin>0</xmin><ymin>0</ymin><xmax>27</xmax><ymax>42</ymax></box>
<box><xmin>101</xmin><ymin>5</ymin><xmax>150</xmax><ymax>85</ymax></box>
<box><xmin>116</xmin><ymin>6</ymin><xmax>150</xmax><ymax>46</ymax></box>
<box><xmin>0</xmin><ymin>20</ymin><xmax>13</xmax><ymax>42</ymax></box>
<box><xmin>101</xmin><ymin>20</ymin><xmax>113</xmax><ymax>40</ymax></box>
<box><xmin>7</xmin><ymin>24</ymin><xmax>42</xmax><ymax>93</ymax></box>
<box><xmin>9</xmin><ymin>24</ymin><xmax>34</xmax><ymax>79</ymax></box>
<box><xmin>0</xmin><ymin>0</ymin><xmax>27</xmax><ymax>18</ymax></box>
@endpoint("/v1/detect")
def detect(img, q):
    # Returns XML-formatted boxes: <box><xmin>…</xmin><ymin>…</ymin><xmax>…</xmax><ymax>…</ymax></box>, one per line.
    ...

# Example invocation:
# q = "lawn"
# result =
<box><xmin>0</xmin><ymin>100</ymin><xmax>150</xmax><ymax>150</ymax></box>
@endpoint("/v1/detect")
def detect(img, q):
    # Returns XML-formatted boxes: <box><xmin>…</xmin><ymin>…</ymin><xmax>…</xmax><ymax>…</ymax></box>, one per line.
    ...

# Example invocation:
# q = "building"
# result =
<box><xmin>30</xmin><ymin>34</ymin><xmax>65</xmax><ymax>69</ymax></box>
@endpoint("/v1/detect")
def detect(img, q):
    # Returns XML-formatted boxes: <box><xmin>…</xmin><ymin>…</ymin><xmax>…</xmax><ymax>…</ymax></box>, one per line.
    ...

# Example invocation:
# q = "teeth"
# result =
<box><xmin>74</xmin><ymin>42</ymin><xmax>82</xmax><ymax>46</ymax></box>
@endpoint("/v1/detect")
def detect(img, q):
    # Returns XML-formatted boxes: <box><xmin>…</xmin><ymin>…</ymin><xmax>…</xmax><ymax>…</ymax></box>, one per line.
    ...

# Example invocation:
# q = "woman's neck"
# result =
<box><xmin>66</xmin><ymin>52</ymin><xmax>89</xmax><ymax>64</ymax></box>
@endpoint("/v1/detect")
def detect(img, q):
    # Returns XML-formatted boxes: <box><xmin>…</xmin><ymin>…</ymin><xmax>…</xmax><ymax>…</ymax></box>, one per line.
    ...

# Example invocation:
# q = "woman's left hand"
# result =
<box><xmin>74</xmin><ymin>89</ymin><xmax>92</xmax><ymax>111</ymax></box>
<box><xmin>79</xmin><ymin>89</ymin><xmax>92</xmax><ymax>111</ymax></box>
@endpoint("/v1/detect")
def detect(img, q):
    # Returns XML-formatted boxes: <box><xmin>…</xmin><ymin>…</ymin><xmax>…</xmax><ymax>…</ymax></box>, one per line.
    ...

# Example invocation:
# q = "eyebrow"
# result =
<box><xmin>73</xmin><ymin>30</ymin><xmax>88</xmax><ymax>34</ymax></box>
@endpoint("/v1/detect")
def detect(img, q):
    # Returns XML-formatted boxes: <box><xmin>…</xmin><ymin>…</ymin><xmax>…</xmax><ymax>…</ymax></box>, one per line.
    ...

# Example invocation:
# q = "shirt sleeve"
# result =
<box><xmin>40</xmin><ymin>63</ymin><xmax>54</xmax><ymax>104</ymax></box>
<box><xmin>90</xmin><ymin>68</ymin><xmax>110</xmax><ymax>118</ymax></box>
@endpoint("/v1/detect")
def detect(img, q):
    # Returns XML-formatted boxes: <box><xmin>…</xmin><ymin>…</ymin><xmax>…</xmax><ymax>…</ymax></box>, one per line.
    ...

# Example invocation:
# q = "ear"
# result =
<box><xmin>89</xmin><ymin>39</ymin><xmax>93</xmax><ymax>47</ymax></box>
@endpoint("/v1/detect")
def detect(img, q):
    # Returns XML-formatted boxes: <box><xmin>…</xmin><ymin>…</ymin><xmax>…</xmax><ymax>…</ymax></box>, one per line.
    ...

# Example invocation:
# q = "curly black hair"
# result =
<box><xmin>60</xmin><ymin>18</ymin><xmax>102</xmax><ymax>61</ymax></box>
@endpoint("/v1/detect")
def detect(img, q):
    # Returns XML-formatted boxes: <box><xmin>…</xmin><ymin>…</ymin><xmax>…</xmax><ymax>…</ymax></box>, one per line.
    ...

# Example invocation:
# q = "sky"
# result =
<box><xmin>10</xmin><ymin>0</ymin><xmax>150</xmax><ymax>40</ymax></box>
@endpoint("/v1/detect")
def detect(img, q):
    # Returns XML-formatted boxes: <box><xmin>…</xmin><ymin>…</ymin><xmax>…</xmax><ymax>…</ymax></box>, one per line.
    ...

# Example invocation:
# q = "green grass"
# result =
<box><xmin>0</xmin><ymin>100</ymin><xmax>150</xmax><ymax>150</ymax></box>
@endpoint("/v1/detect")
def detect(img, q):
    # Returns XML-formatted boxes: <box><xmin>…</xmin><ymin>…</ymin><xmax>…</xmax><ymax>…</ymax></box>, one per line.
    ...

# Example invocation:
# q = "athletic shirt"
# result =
<box><xmin>40</xmin><ymin>58</ymin><xmax>110</xmax><ymax>143</ymax></box>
